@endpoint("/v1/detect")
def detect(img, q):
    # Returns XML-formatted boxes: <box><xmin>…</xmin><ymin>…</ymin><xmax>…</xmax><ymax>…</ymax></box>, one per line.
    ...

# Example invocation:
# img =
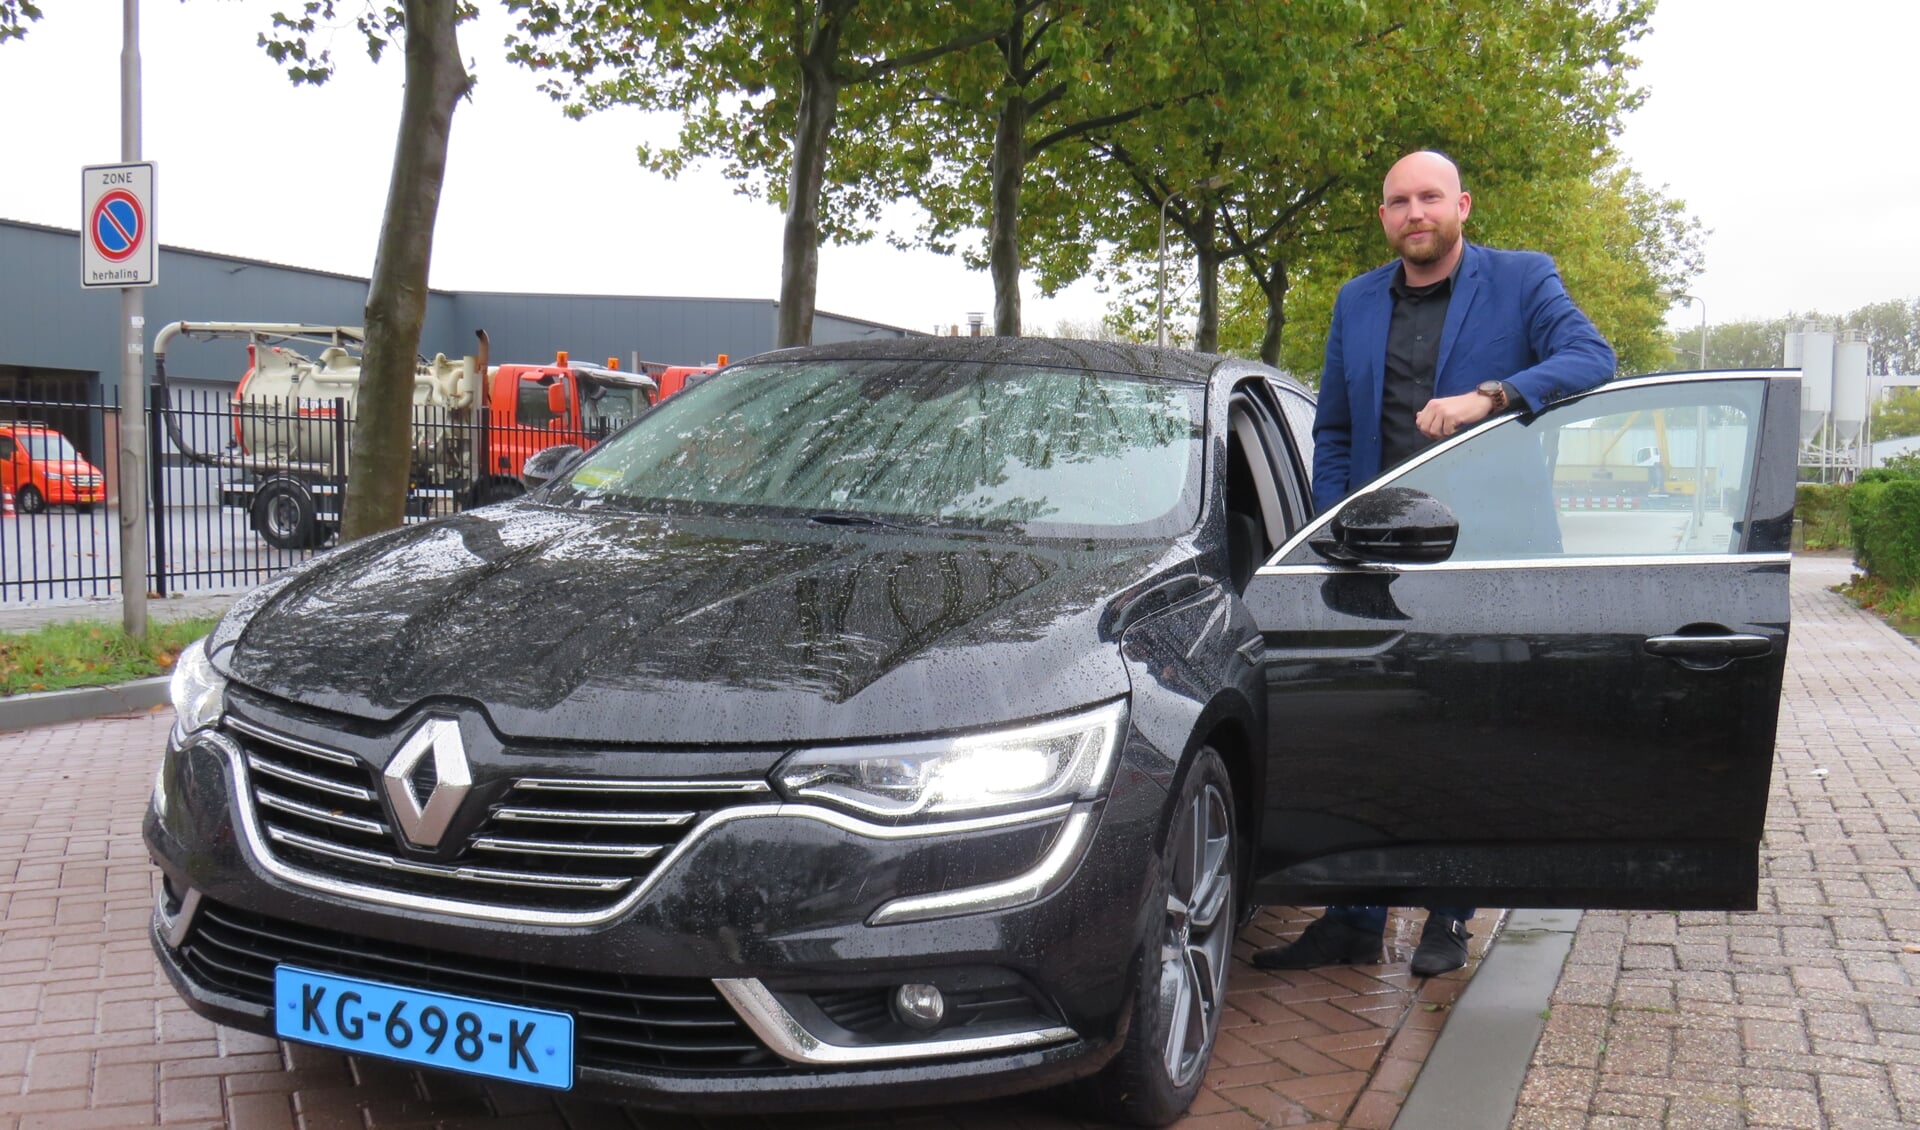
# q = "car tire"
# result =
<box><xmin>16</xmin><ymin>485</ymin><xmax>44</xmax><ymax>514</ymax></box>
<box><xmin>252</xmin><ymin>478</ymin><xmax>319</xmax><ymax>550</ymax></box>
<box><xmin>1075</xmin><ymin>745</ymin><xmax>1238</xmax><ymax>1127</ymax></box>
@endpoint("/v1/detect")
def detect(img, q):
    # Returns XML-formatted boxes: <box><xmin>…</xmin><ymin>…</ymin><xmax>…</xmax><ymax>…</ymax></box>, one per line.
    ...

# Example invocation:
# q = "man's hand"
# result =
<box><xmin>1415</xmin><ymin>392</ymin><xmax>1495</xmax><ymax>439</ymax></box>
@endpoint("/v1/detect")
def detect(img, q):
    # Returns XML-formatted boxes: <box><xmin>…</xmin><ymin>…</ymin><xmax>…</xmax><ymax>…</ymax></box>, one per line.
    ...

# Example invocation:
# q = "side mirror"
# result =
<box><xmin>522</xmin><ymin>444</ymin><xmax>585</xmax><ymax>489</ymax></box>
<box><xmin>1311</xmin><ymin>486</ymin><xmax>1458</xmax><ymax>564</ymax></box>
<box><xmin>547</xmin><ymin>382</ymin><xmax>569</xmax><ymax>417</ymax></box>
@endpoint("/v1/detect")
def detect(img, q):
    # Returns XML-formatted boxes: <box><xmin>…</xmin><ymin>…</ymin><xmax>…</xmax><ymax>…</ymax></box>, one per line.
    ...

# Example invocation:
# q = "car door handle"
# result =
<box><xmin>1642</xmin><ymin>633</ymin><xmax>1773</xmax><ymax>664</ymax></box>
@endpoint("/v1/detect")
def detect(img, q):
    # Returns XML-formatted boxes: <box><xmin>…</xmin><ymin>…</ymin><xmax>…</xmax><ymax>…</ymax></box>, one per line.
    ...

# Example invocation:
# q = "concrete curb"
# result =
<box><xmin>0</xmin><ymin>676</ymin><xmax>171</xmax><ymax>733</ymax></box>
<box><xmin>1395</xmin><ymin>908</ymin><xmax>1581</xmax><ymax>1128</ymax></box>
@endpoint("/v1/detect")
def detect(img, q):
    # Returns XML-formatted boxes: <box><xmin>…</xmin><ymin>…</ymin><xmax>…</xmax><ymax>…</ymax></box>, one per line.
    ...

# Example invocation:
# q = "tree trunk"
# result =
<box><xmin>340</xmin><ymin>0</ymin><xmax>470</xmax><ymax>543</ymax></box>
<box><xmin>1258</xmin><ymin>259</ymin><xmax>1288</xmax><ymax>367</ymax></box>
<box><xmin>1195</xmin><ymin>212</ymin><xmax>1220</xmax><ymax>353</ymax></box>
<box><xmin>988</xmin><ymin>92</ymin><xmax>1027</xmax><ymax>336</ymax></box>
<box><xmin>777</xmin><ymin>7</ymin><xmax>848</xmax><ymax>348</ymax></box>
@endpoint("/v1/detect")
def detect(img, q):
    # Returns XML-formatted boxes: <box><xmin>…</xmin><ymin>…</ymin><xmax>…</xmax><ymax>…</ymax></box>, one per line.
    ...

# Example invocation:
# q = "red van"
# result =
<box><xmin>0</xmin><ymin>423</ymin><xmax>106</xmax><ymax>513</ymax></box>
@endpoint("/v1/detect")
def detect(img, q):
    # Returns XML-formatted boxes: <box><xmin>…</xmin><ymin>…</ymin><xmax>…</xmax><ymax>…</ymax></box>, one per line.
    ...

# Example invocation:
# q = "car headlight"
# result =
<box><xmin>169</xmin><ymin>638</ymin><xmax>226</xmax><ymax>743</ymax></box>
<box><xmin>45</xmin><ymin>472</ymin><xmax>64</xmax><ymax>481</ymax></box>
<box><xmin>775</xmin><ymin>700</ymin><xmax>1126</xmax><ymax>822</ymax></box>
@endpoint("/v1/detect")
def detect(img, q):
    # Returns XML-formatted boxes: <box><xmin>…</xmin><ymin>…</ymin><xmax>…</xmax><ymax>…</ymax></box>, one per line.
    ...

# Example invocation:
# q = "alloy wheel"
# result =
<box><xmin>1156</xmin><ymin>780</ymin><xmax>1234</xmax><ymax>1086</ymax></box>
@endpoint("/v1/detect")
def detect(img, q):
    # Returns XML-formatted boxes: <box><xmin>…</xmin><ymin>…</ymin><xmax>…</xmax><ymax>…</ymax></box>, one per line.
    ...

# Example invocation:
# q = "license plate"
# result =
<box><xmin>273</xmin><ymin>965</ymin><xmax>574</xmax><ymax>1089</ymax></box>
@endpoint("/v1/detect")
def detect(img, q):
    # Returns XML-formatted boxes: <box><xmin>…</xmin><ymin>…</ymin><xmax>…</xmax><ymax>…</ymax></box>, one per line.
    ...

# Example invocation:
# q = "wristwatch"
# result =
<box><xmin>1476</xmin><ymin>380</ymin><xmax>1509</xmax><ymax>411</ymax></box>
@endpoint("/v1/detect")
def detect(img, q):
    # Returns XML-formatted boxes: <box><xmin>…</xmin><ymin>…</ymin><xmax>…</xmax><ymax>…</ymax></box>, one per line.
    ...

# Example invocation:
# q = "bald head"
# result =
<box><xmin>1379</xmin><ymin>150</ymin><xmax>1471</xmax><ymax>285</ymax></box>
<box><xmin>1383</xmin><ymin>151</ymin><xmax>1463</xmax><ymax>199</ymax></box>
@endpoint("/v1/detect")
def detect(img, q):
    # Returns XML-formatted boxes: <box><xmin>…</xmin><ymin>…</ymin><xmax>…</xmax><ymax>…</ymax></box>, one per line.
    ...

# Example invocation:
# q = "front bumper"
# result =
<box><xmin>144</xmin><ymin>717</ymin><xmax>1174</xmax><ymax>1112</ymax></box>
<box><xmin>43</xmin><ymin>481</ymin><xmax>104</xmax><ymax>505</ymax></box>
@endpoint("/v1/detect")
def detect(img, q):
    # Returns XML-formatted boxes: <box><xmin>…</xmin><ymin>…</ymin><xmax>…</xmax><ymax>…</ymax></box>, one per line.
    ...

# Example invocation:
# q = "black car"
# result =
<box><xmin>145</xmin><ymin>338</ymin><xmax>1796</xmax><ymax>1125</ymax></box>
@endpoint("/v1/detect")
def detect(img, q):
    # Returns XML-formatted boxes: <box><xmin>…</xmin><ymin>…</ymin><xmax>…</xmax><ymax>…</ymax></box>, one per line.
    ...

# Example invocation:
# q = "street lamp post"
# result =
<box><xmin>1156</xmin><ymin>175</ymin><xmax>1232</xmax><ymax>349</ymax></box>
<box><xmin>1676</xmin><ymin>293</ymin><xmax>1708</xmax><ymax>369</ymax></box>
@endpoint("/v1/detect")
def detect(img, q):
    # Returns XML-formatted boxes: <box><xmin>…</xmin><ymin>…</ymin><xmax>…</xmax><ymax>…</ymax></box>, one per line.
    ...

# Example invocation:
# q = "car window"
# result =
<box><xmin>517</xmin><ymin>380</ymin><xmax>559</xmax><ymax>428</ymax></box>
<box><xmin>550</xmin><ymin>358</ymin><xmax>1205</xmax><ymax>539</ymax></box>
<box><xmin>1381</xmin><ymin>378</ymin><xmax>1768</xmax><ymax>560</ymax></box>
<box><xmin>0</xmin><ymin>437</ymin><xmax>14</xmax><ymax>461</ymax></box>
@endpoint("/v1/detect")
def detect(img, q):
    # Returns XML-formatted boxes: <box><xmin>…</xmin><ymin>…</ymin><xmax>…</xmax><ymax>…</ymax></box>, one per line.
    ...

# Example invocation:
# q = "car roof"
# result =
<box><xmin>738</xmin><ymin>336</ymin><xmax>1228</xmax><ymax>384</ymax></box>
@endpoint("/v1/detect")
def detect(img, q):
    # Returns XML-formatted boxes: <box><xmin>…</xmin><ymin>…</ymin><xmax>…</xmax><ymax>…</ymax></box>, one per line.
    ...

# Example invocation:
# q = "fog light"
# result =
<box><xmin>892</xmin><ymin>983</ymin><xmax>946</xmax><ymax>1031</ymax></box>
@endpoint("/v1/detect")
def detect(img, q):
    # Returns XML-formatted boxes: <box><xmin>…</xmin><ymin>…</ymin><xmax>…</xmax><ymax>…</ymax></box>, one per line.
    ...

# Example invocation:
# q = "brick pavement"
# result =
<box><xmin>1513</xmin><ymin>553</ymin><xmax>1920</xmax><ymax>1130</ymax></box>
<box><xmin>1</xmin><ymin>708</ymin><xmax>1497</xmax><ymax>1130</ymax></box>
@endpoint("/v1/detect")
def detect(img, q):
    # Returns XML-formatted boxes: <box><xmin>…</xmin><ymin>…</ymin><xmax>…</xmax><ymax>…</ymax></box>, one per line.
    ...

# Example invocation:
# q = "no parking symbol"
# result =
<box><xmin>81</xmin><ymin>162</ymin><xmax>157</xmax><ymax>288</ymax></box>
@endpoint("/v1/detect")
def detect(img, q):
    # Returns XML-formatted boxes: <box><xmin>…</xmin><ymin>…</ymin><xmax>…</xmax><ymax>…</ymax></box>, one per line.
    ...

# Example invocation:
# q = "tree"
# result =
<box><xmin>1076</xmin><ymin>0</ymin><xmax>1375</xmax><ymax>353</ymax></box>
<box><xmin>1198</xmin><ymin>149</ymin><xmax>1702</xmax><ymax>380</ymax></box>
<box><xmin>261</xmin><ymin>1</ymin><xmax>476</xmax><ymax>542</ymax></box>
<box><xmin>893</xmin><ymin>1</ymin><xmax>1208</xmax><ymax>336</ymax></box>
<box><xmin>1</xmin><ymin>0</ymin><xmax>40</xmax><ymax>44</ymax></box>
<box><xmin>1673</xmin><ymin>316</ymin><xmax>1796</xmax><ymax>370</ymax></box>
<box><xmin>1469</xmin><ymin>159</ymin><xmax>1703</xmax><ymax>376</ymax></box>
<box><xmin>1668</xmin><ymin>303</ymin><xmax>1920</xmax><ymax>375</ymax></box>
<box><xmin>1841</xmin><ymin>299</ymin><xmax>1920</xmax><ymax>376</ymax></box>
<box><xmin>1872</xmin><ymin>388</ymin><xmax>1920</xmax><ymax>441</ymax></box>
<box><xmin>505</xmin><ymin>1</ymin><xmax>1014</xmax><ymax>347</ymax></box>
<box><xmin>1077</xmin><ymin>0</ymin><xmax>1653</xmax><ymax>364</ymax></box>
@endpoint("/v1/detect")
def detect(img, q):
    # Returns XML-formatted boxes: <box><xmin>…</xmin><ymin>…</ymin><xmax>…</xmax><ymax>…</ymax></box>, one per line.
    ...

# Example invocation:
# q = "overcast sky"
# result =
<box><xmin>1</xmin><ymin>0</ymin><xmax>1909</xmax><ymax>345</ymax></box>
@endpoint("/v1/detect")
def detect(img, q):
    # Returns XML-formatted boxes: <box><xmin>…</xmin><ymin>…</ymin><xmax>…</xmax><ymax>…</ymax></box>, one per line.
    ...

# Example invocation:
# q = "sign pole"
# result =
<box><xmin>119</xmin><ymin>0</ymin><xmax>148</xmax><ymax>637</ymax></box>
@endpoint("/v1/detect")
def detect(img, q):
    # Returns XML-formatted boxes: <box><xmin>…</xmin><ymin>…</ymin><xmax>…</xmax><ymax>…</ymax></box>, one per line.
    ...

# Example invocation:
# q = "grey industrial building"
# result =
<box><xmin>1</xmin><ymin>217</ymin><xmax>915</xmax><ymax>469</ymax></box>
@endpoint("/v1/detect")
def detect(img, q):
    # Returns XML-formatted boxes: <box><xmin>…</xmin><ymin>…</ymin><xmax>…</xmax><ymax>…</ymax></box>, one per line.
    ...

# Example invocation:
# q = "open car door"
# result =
<box><xmin>1245</xmin><ymin>371</ymin><xmax>1799</xmax><ymax>911</ymax></box>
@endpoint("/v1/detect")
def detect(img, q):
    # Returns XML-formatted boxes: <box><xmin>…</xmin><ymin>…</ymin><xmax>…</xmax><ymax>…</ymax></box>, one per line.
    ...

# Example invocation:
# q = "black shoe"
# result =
<box><xmin>1251</xmin><ymin>914</ymin><xmax>1384</xmax><ymax>970</ymax></box>
<box><xmin>1410</xmin><ymin>914</ymin><xmax>1471</xmax><ymax>977</ymax></box>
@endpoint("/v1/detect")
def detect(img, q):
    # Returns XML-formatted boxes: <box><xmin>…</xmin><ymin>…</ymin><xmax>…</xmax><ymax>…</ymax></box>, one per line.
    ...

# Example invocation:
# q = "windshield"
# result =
<box><xmin>546</xmin><ymin>358</ymin><xmax>1204</xmax><ymax>538</ymax></box>
<box><xmin>22</xmin><ymin>433</ymin><xmax>80</xmax><ymax>462</ymax></box>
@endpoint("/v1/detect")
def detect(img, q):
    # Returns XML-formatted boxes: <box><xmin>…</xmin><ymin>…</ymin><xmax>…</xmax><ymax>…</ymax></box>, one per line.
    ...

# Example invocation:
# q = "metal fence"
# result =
<box><xmin>2</xmin><ymin>386</ymin><xmax>622</xmax><ymax>604</ymax></box>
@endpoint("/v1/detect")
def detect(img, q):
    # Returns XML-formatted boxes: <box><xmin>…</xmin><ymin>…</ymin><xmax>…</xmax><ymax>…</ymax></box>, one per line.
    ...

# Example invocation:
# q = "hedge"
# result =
<box><xmin>1795</xmin><ymin>483</ymin><xmax>1852</xmax><ymax>549</ymax></box>
<box><xmin>1849</xmin><ymin>479</ymin><xmax>1920</xmax><ymax>587</ymax></box>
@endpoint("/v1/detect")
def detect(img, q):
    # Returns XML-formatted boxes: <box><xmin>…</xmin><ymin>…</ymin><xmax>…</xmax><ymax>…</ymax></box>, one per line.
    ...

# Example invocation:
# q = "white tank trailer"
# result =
<box><xmin>232</xmin><ymin>337</ymin><xmax>478</xmax><ymax>471</ymax></box>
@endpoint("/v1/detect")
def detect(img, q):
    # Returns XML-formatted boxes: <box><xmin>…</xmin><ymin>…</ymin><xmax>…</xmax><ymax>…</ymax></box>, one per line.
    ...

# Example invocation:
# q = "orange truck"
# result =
<box><xmin>151</xmin><ymin>322</ymin><xmax>723</xmax><ymax>549</ymax></box>
<box><xmin>0</xmin><ymin>421</ymin><xmax>106</xmax><ymax>514</ymax></box>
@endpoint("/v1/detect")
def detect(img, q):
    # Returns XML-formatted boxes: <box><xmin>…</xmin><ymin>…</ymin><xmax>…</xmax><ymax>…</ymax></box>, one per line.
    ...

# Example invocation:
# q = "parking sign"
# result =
<box><xmin>82</xmin><ymin>162</ymin><xmax>157</xmax><ymax>288</ymax></box>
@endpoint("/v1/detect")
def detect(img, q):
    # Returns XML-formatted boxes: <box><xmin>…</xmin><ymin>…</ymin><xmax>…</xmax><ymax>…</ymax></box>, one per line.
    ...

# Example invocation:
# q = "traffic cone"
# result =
<box><xmin>1</xmin><ymin>489</ymin><xmax>12</xmax><ymax>516</ymax></box>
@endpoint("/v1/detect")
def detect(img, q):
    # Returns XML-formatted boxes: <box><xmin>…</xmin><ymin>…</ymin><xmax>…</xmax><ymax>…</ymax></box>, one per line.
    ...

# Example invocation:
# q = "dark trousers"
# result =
<box><xmin>1324</xmin><ymin>905</ymin><xmax>1475</xmax><ymax>934</ymax></box>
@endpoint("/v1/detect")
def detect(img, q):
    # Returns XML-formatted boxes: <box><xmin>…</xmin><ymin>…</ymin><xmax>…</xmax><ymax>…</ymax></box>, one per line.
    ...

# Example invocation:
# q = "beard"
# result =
<box><xmin>1391</xmin><ymin>217</ymin><xmax>1462</xmax><ymax>266</ymax></box>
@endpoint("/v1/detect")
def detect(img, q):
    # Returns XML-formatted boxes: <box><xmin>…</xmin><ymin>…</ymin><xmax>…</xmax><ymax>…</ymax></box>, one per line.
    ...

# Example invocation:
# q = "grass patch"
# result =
<box><xmin>0</xmin><ymin>618</ymin><xmax>219</xmax><ymax>696</ymax></box>
<box><xmin>1836</xmin><ymin>573</ymin><xmax>1920</xmax><ymax>638</ymax></box>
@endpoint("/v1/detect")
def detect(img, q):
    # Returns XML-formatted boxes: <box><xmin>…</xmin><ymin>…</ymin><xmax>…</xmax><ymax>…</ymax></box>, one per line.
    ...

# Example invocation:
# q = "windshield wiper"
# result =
<box><xmin>805</xmin><ymin>511</ymin><xmax>919</xmax><ymax>531</ymax></box>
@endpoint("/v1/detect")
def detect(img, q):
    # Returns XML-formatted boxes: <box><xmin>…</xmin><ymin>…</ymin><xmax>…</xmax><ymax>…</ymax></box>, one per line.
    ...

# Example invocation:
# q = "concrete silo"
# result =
<box><xmin>1795</xmin><ymin>324</ymin><xmax>1836</xmax><ymax>453</ymax></box>
<box><xmin>1833</xmin><ymin>330</ymin><xmax>1871</xmax><ymax>448</ymax></box>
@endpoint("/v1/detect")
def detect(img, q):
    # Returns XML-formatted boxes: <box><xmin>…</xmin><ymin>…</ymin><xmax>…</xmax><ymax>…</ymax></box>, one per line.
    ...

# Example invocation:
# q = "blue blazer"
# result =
<box><xmin>1310</xmin><ymin>242</ymin><xmax>1615</xmax><ymax>512</ymax></box>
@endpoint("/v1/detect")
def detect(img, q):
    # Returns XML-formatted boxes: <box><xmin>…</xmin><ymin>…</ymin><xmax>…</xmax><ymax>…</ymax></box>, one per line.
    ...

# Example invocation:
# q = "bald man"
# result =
<box><xmin>1256</xmin><ymin>151</ymin><xmax>1614</xmax><ymax>978</ymax></box>
<box><xmin>1305</xmin><ymin>150</ymin><xmax>1615</xmax><ymax>513</ymax></box>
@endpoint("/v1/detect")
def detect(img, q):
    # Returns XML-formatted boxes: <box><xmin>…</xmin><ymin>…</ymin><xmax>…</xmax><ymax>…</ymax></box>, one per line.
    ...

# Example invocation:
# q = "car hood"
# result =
<box><xmin>214</xmin><ymin>503</ymin><xmax>1194</xmax><ymax>743</ymax></box>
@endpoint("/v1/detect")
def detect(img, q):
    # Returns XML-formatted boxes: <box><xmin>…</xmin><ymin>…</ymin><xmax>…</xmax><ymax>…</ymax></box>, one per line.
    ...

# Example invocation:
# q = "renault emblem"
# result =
<box><xmin>382</xmin><ymin>717</ymin><xmax>472</xmax><ymax>848</ymax></box>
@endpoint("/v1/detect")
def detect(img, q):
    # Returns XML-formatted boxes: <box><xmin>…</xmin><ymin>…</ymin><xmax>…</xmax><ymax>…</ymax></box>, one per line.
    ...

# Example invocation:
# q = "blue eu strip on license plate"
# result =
<box><xmin>273</xmin><ymin>966</ymin><xmax>574</xmax><ymax>1089</ymax></box>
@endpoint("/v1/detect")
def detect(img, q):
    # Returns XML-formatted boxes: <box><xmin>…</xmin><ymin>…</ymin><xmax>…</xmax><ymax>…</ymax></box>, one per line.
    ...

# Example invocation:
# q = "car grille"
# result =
<box><xmin>226</xmin><ymin>718</ymin><xmax>772</xmax><ymax>915</ymax></box>
<box><xmin>72</xmin><ymin>474</ymin><xmax>102</xmax><ymax>487</ymax></box>
<box><xmin>178</xmin><ymin>899</ymin><xmax>785</xmax><ymax>1073</ymax></box>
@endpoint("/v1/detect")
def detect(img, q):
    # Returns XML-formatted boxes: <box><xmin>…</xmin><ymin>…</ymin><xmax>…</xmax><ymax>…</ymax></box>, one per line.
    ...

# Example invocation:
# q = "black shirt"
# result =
<box><xmin>1378</xmin><ymin>261</ymin><xmax>1458</xmax><ymax>473</ymax></box>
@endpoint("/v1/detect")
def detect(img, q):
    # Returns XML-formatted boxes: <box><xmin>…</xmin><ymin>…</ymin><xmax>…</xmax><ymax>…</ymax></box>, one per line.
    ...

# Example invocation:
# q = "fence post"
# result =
<box><xmin>332</xmin><ymin>397</ymin><xmax>348</xmax><ymax>530</ymax></box>
<box><xmin>147</xmin><ymin>382</ymin><xmax>168</xmax><ymax>597</ymax></box>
